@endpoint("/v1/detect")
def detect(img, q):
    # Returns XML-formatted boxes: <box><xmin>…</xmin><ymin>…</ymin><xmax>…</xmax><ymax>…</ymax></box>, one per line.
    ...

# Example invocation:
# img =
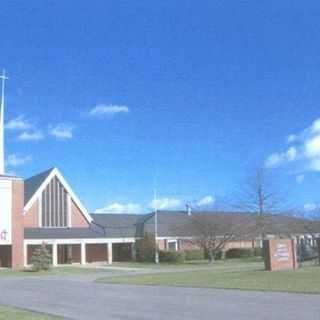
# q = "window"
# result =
<box><xmin>41</xmin><ymin>177</ymin><xmax>69</xmax><ymax>227</ymax></box>
<box><xmin>168</xmin><ymin>240</ymin><xmax>178</xmax><ymax>251</ymax></box>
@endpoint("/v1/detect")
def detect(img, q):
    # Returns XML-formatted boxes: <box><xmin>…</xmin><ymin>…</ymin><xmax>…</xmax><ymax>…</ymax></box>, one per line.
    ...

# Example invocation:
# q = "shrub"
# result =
<box><xmin>136</xmin><ymin>232</ymin><xmax>156</xmax><ymax>262</ymax></box>
<box><xmin>30</xmin><ymin>244</ymin><xmax>52</xmax><ymax>271</ymax></box>
<box><xmin>214</xmin><ymin>250</ymin><xmax>224</xmax><ymax>260</ymax></box>
<box><xmin>225</xmin><ymin>248</ymin><xmax>254</xmax><ymax>259</ymax></box>
<box><xmin>253</xmin><ymin>247</ymin><xmax>263</xmax><ymax>257</ymax></box>
<box><xmin>204</xmin><ymin>248</ymin><xmax>224</xmax><ymax>261</ymax></box>
<box><xmin>184</xmin><ymin>249</ymin><xmax>205</xmax><ymax>261</ymax></box>
<box><xmin>159</xmin><ymin>250</ymin><xmax>185</xmax><ymax>263</ymax></box>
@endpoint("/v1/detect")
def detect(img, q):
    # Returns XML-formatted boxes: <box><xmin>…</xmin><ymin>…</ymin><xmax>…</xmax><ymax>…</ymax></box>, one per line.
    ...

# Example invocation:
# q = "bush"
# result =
<box><xmin>136</xmin><ymin>232</ymin><xmax>156</xmax><ymax>262</ymax></box>
<box><xmin>225</xmin><ymin>248</ymin><xmax>254</xmax><ymax>259</ymax></box>
<box><xmin>184</xmin><ymin>249</ymin><xmax>205</xmax><ymax>261</ymax></box>
<box><xmin>159</xmin><ymin>250</ymin><xmax>185</xmax><ymax>263</ymax></box>
<box><xmin>253</xmin><ymin>247</ymin><xmax>263</xmax><ymax>257</ymax></box>
<box><xmin>214</xmin><ymin>250</ymin><xmax>224</xmax><ymax>260</ymax></box>
<box><xmin>30</xmin><ymin>244</ymin><xmax>52</xmax><ymax>271</ymax></box>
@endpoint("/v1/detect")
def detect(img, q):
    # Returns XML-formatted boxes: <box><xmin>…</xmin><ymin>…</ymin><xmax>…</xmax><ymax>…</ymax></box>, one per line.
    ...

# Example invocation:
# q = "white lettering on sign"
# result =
<box><xmin>0</xmin><ymin>179</ymin><xmax>12</xmax><ymax>245</ymax></box>
<box><xmin>273</xmin><ymin>243</ymin><xmax>289</xmax><ymax>262</ymax></box>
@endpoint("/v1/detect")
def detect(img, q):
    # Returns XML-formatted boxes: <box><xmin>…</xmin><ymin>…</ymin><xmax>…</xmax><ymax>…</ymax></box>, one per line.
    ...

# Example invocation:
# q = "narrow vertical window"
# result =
<box><xmin>41</xmin><ymin>177</ymin><xmax>69</xmax><ymax>227</ymax></box>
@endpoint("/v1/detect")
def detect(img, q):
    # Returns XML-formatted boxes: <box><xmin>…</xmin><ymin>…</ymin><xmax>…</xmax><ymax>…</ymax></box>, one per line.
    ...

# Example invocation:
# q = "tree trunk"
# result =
<box><xmin>208</xmin><ymin>250</ymin><xmax>215</xmax><ymax>264</ymax></box>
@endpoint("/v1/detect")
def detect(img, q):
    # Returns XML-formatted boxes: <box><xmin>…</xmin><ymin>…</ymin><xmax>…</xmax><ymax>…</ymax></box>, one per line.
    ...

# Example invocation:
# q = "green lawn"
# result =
<box><xmin>110</xmin><ymin>257</ymin><xmax>263</xmax><ymax>269</ymax></box>
<box><xmin>0</xmin><ymin>306</ymin><xmax>60</xmax><ymax>320</ymax></box>
<box><xmin>97</xmin><ymin>262</ymin><xmax>320</xmax><ymax>294</ymax></box>
<box><xmin>0</xmin><ymin>266</ymin><xmax>112</xmax><ymax>278</ymax></box>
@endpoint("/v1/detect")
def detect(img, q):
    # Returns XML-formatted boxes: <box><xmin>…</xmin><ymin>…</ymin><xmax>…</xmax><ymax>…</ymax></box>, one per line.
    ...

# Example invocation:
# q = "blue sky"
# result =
<box><xmin>1</xmin><ymin>1</ymin><xmax>320</xmax><ymax>213</ymax></box>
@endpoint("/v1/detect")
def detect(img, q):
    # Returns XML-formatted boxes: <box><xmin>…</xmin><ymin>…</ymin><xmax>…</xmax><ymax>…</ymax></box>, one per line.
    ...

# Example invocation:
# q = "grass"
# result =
<box><xmin>110</xmin><ymin>256</ymin><xmax>263</xmax><ymax>269</ymax></box>
<box><xmin>0</xmin><ymin>306</ymin><xmax>61</xmax><ymax>320</ymax></box>
<box><xmin>97</xmin><ymin>260</ymin><xmax>320</xmax><ymax>294</ymax></box>
<box><xmin>0</xmin><ymin>266</ymin><xmax>112</xmax><ymax>278</ymax></box>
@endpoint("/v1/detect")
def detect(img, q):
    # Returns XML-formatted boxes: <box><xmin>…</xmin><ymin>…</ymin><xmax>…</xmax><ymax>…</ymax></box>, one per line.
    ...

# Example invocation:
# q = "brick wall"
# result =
<box><xmin>179</xmin><ymin>239</ymin><xmax>200</xmax><ymax>250</ymax></box>
<box><xmin>71</xmin><ymin>201</ymin><xmax>89</xmax><ymax>227</ymax></box>
<box><xmin>11</xmin><ymin>179</ymin><xmax>24</xmax><ymax>269</ymax></box>
<box><xmin>86</xmin><ymin>243</ymin><xmax>108</xmax><ymax>263</ymax></box>
<box><xmin>23</xmin><ymin>200</ymin><xmax>39</xmax><ymax>227</ymax></box>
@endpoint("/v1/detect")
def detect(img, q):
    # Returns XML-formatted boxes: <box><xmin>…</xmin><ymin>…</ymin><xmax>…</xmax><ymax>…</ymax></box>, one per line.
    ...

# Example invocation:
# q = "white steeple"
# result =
<box><xmin>0</xmin><ymin>69</ymin><xmax>8</xmax><ymax>175</ymax></box>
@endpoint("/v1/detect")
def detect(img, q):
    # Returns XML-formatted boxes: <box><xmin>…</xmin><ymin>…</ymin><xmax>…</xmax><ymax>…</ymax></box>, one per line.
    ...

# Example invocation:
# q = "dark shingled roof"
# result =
<box><xmin>25</xmin><ymin>223</ymin><xmax>105</xmax><ymax>239</ymax></box>
<box><xmin>24</xmin><ymin>168</ymin><xmax>54</xmax><ymax>205</ymax></box>
<box><xmin>140</xmin><ymin>211</ymin><xmax>319</xmax><ymax>238</ymax></box>
<box><xmin>90</xmin><ymin>213</ymin><xmax>145</xmax><ymax>238</ymax></box>
<box><xmin>24</xmin><ymin>211</ymin><xmax>320</xmax><ymax>240</ymax></box>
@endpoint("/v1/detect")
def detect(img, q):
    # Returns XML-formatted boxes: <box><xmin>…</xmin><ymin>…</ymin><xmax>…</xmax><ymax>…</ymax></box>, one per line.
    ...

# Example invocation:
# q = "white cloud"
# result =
<box><xmin>304</xmin><ymin>203</ymin><xmax>317</xmax><ymax>212</ymax></box>
<box><xmin>265</xmin><ymin>153</ymin><xmax>285</xmax><ymax>168</ymax></box>
<box><xmin>49</xmin><ymin>124</ymin><xmax>73</xmax><ymax>139</ymax></box>
<box><xmin>6</xmin><ymin>154</ymin><xmax>32</xmax><ymax>167</ymax></box>
<box><xmin>311</xmin><ymin>119</ymin><xmax>320</xmax><ymax>133</ymax></box>
<box><xmin>197</xmin><ymin>195</ymin><xmax>215</xmax><ymax>207</ymax></box>
<box><xmin>95</xmin><ymin>202</ymin><xmax>142</xmax><ymax>214</ymax></box>
<box><xmin>17</xmin><ymin>131</ymin><xmax>44</xmax><ymax>141</ymax></box>
<box><xmin>5</xmin><ymin>115</ymin><xmax>32</xmax><ymax>130</ymax></box>
<box><xmin>89</xmin><ymin>104</ymin><xmax>129</xmax><ymax>116</ymax></box>
<box><xmin>305</xmin><ymin>135</ymin><xmax>320</xmax><ymax>158</ymax></box>
<box><xmin>286</xmin><ymin>147</ymin><xmax>297</xmax><ymax>161</ymax></box>
<box><xmin>150</xmin><ymin>198</ymin><xmax>182</xmax><ymax>210</ymax></box>
<box><xmin>265</xmin><ymin>118</ymin><xmax>320</xmax><ymax>171</ymax></box>
<box><xmin>296</xmin><ymin>174</ymin><xmax>305</xmax><ymax>184</ymax></box>
<box><xmin>287</xmin><ymin>134</ymin><xmax>297</xmax><ymax>143</ymax></box>
<box><xmin>265</xmin><ymin>147</ymin><xmax>298</xmax><ymax>168</ymax></box>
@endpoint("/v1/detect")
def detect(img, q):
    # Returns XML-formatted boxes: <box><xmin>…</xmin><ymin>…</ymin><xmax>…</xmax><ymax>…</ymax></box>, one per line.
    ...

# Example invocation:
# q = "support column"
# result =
<box><xmin>23</xmin><ymin>242</ymin><xmax>28</xmax><ymax>267</ymax></box>
<box><xmin>107</xmin><ymin>242</ymin><xmax>113</xmax><ymax>264</ymax></box>
<box><xmin>81</xmin><ymin>241</ymin><xmax>86</xmax><ymax>265</ymax></box>
<box><xmin>52</xmin><ymin>242</ymin><xmax>58</xmax><ymax>266</ymax></box>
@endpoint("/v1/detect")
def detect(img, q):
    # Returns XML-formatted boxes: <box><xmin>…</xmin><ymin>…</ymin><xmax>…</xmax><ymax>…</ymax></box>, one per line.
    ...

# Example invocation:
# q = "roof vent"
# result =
<box><xmin>186</xmin><ymin>204</ymin><xmax>192</xmax><ymax>216</ymax></box>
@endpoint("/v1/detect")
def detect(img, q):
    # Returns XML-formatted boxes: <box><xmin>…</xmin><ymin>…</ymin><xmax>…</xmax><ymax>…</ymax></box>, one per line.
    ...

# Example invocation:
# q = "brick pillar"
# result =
<box><xmin>11</xmin><ymin>179</ymin><xmax>24</xmax><ymax>269</ymax></box>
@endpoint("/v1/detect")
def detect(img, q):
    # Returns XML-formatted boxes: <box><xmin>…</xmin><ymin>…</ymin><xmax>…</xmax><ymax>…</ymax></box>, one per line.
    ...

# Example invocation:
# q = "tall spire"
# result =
<box><xmin>0</xmin><ymin>69</ymin><xmax>8</xmax><ymax>175</ymax></box>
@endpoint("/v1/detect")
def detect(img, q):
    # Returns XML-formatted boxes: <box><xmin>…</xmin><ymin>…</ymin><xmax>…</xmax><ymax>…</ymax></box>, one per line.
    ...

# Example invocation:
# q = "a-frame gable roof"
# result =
<box><xmin>24</xmin><ymin>167</ymin><xmax>93</xmax><ymax>223</ymax></box>
<box><xmin>24</xmin><ymin>167</ymin><xmax>54</xmax><ymax>205</ymax></box>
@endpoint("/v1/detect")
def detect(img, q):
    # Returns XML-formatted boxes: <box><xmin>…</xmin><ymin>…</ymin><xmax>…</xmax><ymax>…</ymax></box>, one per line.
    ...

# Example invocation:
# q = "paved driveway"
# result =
<box><xmin>0</xmin><ymin>276</ymin><xmax>319</xmax><ymax>320</ymax></box>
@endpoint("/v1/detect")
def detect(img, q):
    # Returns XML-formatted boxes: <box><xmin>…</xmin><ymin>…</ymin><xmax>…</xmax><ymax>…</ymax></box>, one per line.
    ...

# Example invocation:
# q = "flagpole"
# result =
<box><xmin>154</xmin><ymin>186</ymin><xmax>159</xmax><ymax>264</ymax></box>
<box><xmin>0</xmin><ymin>69</ymin><xmax>8</xmax><ymax>175</ymax></box>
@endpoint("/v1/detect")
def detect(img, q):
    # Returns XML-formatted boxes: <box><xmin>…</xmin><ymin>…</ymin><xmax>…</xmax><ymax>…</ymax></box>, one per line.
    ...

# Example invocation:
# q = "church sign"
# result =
<box><xmin>0</xmin><ymin>179</ymin><xmax>12</xmax><ymax>245</ymax></box>
<box><xmin>264</xmin><ymin>239</ymin><xmax>298</xmax><ymax>271</ymax></box>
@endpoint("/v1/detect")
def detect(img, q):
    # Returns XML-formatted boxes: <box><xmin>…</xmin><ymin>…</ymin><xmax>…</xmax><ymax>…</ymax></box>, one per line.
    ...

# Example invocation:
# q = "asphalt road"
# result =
<box><xmin>0</xmin><ymin>277</ymin><xmax>319</xmax><ymax>320</ymax></box>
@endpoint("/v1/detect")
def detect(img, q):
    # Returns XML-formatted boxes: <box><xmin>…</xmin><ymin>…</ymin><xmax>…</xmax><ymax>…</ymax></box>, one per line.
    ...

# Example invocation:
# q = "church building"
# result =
<box><xmin>1</xmin><ymin>72</ymin><xmax>318</xmax><ymax>269</ymax></box>
<box><xmin>0</xmin><ymin>72</ymin><xmax>137</xmax><ymax>268</ymax></box>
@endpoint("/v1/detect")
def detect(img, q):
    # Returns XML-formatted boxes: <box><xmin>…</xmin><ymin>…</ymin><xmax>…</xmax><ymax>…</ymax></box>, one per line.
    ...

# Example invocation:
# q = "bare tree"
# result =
<box><xmin>187</xmin><ymin>212</ymin><xmax>250</xmax><ymax>263</ymax></box>
<box><xmin>237</xmin><ymin>167</ymin><xmax>283</xmax><ymax>240</ymax></box>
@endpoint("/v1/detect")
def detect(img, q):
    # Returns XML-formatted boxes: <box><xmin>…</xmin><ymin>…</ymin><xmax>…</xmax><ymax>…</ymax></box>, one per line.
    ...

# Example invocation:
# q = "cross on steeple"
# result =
<box><xmin>0</xmin><ymin>69</ymin><xmax>8</xmax><ymax>175</ymax></box>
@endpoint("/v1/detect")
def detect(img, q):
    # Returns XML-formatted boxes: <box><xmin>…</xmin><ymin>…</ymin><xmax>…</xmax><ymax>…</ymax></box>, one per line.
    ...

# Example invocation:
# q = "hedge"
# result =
<box><xmin>159</xmin><ymin>250</ymin><xmax>185</xmax><ymax>263</ymax></box>
<box><xmin>225</xmin><ymin>248</ymin><xmax>254</xmax><ymax>259</ymax></box>
<box><xmin>184</xmin><ymin>249</ymin><xmax>205</xmax><ymax>261</ymax></box>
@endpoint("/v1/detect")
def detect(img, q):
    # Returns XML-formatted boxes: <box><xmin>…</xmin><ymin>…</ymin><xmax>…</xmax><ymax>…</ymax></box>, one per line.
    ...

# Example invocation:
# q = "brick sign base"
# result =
<box><xmin>264</xmin><ymin>239</ymin><xmax>298</xmax><ymax>271</ymax></box>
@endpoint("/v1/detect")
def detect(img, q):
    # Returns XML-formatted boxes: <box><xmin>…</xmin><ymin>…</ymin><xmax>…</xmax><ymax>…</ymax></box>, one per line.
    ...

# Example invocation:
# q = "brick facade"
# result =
<box><xmin>86</xmin><ymin>244</ymin><xmax>108</xmax><ymax>263</ymax></box>
<box><xmin>23</xmin><ymin>200</ymin><xmax>39</xmax><ymax>227</ymax></box>
<box><xmin>11</xmin><ymin>179</ymin><xmax>24</xmax><ymax>269</ymax></box>
<box><xmin>71</xmin><ymin>200</ymin><xmax>89</xmax><ymax>228</ymax></box>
